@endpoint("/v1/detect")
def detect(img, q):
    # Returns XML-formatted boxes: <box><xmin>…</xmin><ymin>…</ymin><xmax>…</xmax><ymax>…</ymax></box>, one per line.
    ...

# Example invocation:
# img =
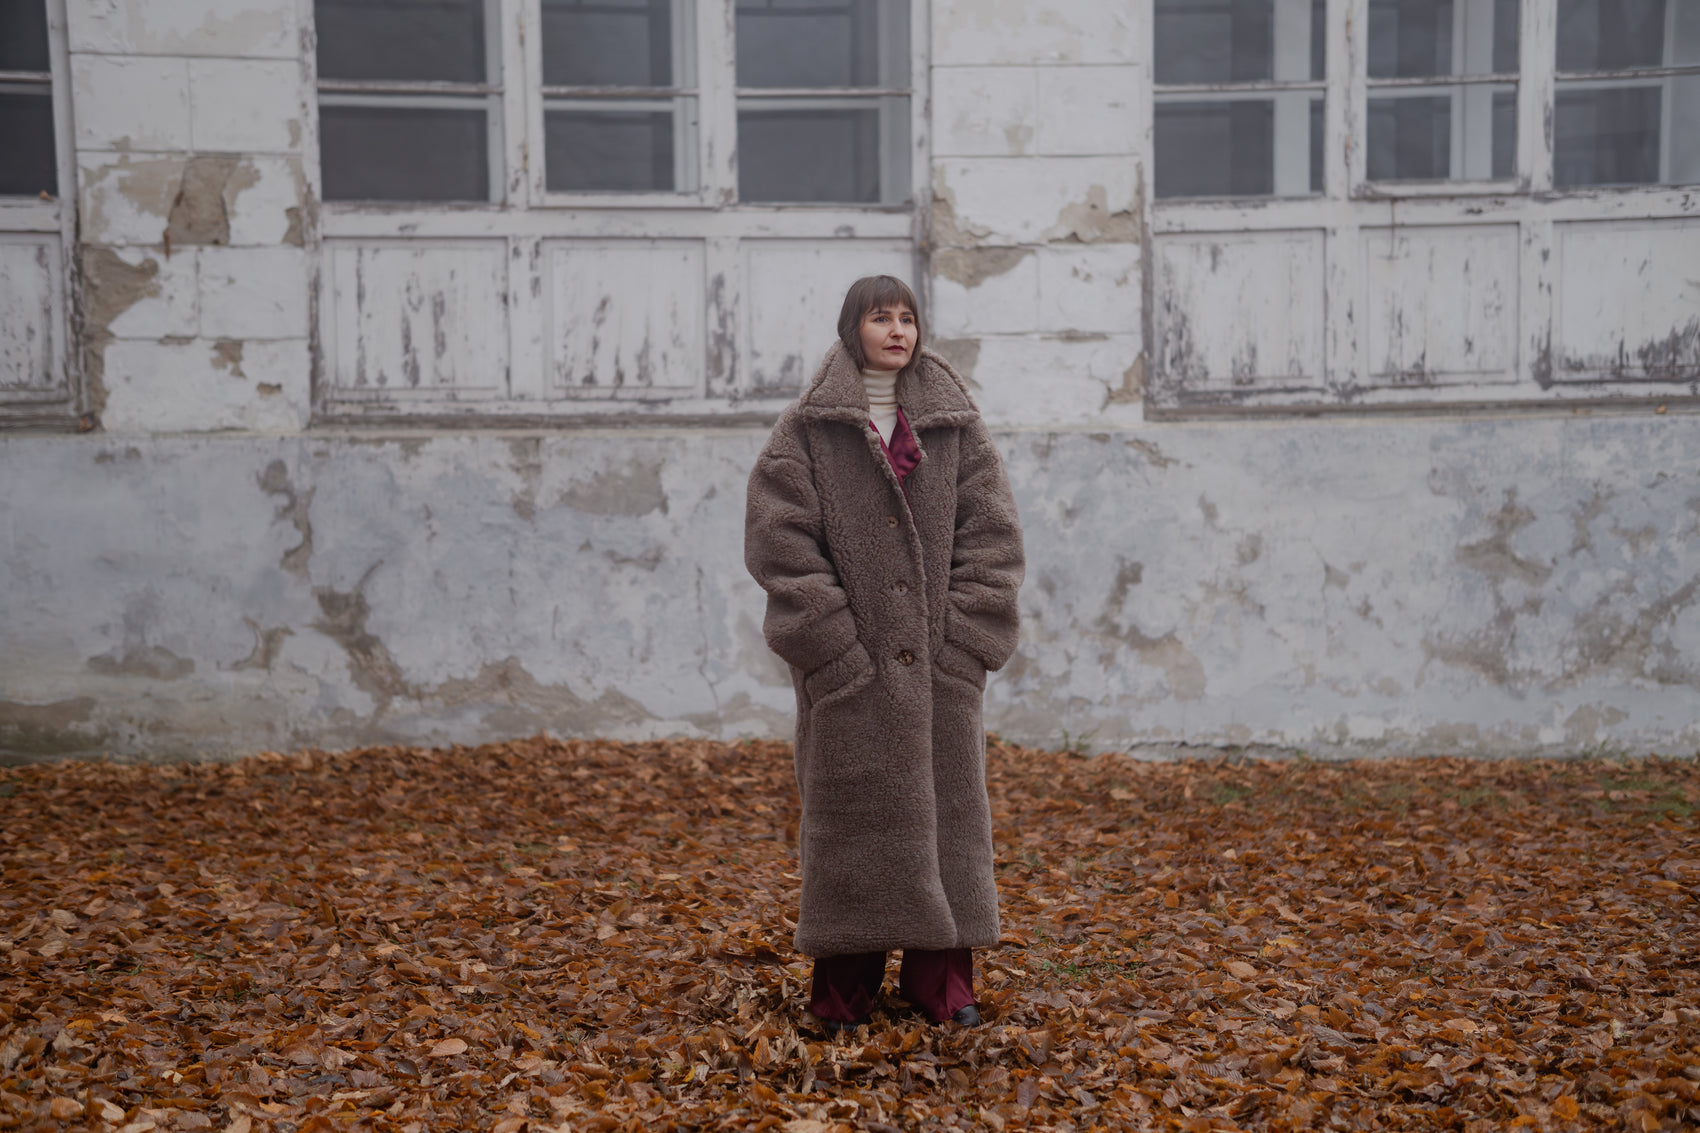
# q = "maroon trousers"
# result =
<box><xmin>808</xmin><ymin>948</ymin><xmax>975</xmax><ymax>1024</ymax></box>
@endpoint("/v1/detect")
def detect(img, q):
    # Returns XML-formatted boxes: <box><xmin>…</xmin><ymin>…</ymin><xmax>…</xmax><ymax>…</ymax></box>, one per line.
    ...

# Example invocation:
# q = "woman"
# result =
<box><xmin>744</xmin><ymin>275</ymin><xmax>1025</xmax><ymax>1032</ymax></box>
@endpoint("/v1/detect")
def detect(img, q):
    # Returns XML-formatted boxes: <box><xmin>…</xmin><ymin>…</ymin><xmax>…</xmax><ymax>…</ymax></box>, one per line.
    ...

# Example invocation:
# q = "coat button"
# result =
<box><xmin>896</xmin><ymin>650</ymin><xmax>914</xmax><ymax>666</ymax></box>
<box><xmin>885</xmin><ymin>515</ymin><xmax>898</xmax><ymax>527</ymax></box>
<box><xmin>894</xmin><ymin>581</ymin><xmax>908</xmax><ymax>594</ymax></box>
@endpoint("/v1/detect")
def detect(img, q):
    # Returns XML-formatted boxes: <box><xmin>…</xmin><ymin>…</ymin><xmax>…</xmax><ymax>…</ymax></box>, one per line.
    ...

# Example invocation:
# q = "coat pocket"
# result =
<box><xmin>804</xmin><ymin>641</ymin><xmax>876</xmax><ymax>707</ymax></box>
<box><xmin>934</xmin><ymin>639</ymin><xmax>987</xmax><ymax>691</ymax></box>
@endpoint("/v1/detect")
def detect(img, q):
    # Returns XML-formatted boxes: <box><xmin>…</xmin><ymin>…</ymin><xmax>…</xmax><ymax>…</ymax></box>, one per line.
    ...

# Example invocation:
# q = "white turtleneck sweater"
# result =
<box><xmin>862</xmin><ymin>367</ymin><xmax>899</xmax><ymax>444</ymax></box>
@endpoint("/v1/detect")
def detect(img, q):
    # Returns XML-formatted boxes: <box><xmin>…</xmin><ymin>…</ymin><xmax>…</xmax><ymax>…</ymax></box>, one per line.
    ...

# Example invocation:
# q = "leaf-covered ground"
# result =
<box><xmin>2</xmin><ymin>739</ymin><xmax>1697</xmax><ymax>1133</ymax></box>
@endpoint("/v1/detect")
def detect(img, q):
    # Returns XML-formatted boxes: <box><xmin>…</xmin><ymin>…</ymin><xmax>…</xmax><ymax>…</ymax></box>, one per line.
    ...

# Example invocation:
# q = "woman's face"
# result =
<box><xmin>858</xmin><ymin>304</ymin><xmax>917</xmax><ymax>371</ymax></box>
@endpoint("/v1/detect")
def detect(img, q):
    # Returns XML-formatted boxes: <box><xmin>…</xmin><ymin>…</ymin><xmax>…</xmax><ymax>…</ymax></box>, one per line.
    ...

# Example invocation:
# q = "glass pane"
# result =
<box><xmin>1368</xmin><ymin>95</ymin><xmax>1450</xmax><ymax>179</ymax></box>
<box><xmin>542</xmin><ymin>0</ymin><xmax>674</xmax><ymax>87</ymax></box>
<box><xmin>0</xmin><ymin>0</ymin><xmax>51</xmax><ymax>72</ymax></box>
<box><xmin>1154</xmin><ymin>101</ymin><xmax>1273</xmax><ymax>197</ymax></box>
<box><xmin>1370</xmin><ymin>0</ymin><xmax>1519</xmax><ymax>78</ymax></box>
<box><xmin>1155</xmin><ymin>0</ymin><xmax>1325</xmax><ymax>84</ymax></box>
<box><xmin>1492</xmin><ymin>88</ymin><xmax>1516</xmax><ymax>176</ymax></box>
<box><xmin>739</xmin><ymin>104</ymin><xmax>893</xmax><ymax>201</ymax></box>
<box><xmin>735</xmin><ymin>0</ymin><xmax>908</xmax><ymax>89</ymax></box>
<box><xmin>1309</xmin><ymin>96</ymin><xmax>1324</xmax><ymax>190</ymax></box>
<box><xmin>1672</xmin><ymin>75</ymin><xmax>1700</xmax><ymax>182</ymax></box>
<box><xmin>1156</xmin><ymin>0</ymin><xmax>1272</xmax><ymax>83</ymax></box>
<box><xmin>1368</xmin><ymin>81</ymin><xmax>1516</xmax><ymax>180</ymax></box>
<box><xmin>0</xmin><ymin>88</ymin><xmax>56</xmax><ymax>196</ymax></box>
<box><xmin>1557</xmin><ymin>0</ymin><xmax>1669</xmax><ymax>71</ymax></box>
<box><xmin>315</xmin><ymin>0</ymin><xmax>487</xmax><ymax>83</ymax></box>
<box><xmin>319</xmin><ymin>105</ymin><xmax>489</xmax><ymax>200</ymax></box>
<box><xmin>545</xmin><ymin>108</ymin><xmax>679</xmax><ymax>190</ymax></box>
<box><xmin>1554</xmin><ymin>87</ymin><xmax>1662</xmax><ymax>184</ymax></box>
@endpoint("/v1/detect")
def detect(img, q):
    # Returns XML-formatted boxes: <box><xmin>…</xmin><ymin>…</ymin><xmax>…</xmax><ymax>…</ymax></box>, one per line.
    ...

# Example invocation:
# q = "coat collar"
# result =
<box><xmin>796</xmin><ymin>342</ymin><xmax>983</xmax><ymax>431</ymax></box>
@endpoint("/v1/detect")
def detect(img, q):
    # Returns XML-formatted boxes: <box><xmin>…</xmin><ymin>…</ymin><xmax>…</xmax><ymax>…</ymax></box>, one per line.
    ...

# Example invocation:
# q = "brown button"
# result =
<box><xmin>896</xmin><ymin>650</ymin><xmax>914</xmax><ymax>666</ymax></box>
<box><xmin>894</xmin><ymin>581</ymin><xmax>908</xmax><ymax>594</ymax></box>
<box><xmin>885</xmin><ymin>515</ymin><xmax>899</xmax><ymax>527</ymax></box>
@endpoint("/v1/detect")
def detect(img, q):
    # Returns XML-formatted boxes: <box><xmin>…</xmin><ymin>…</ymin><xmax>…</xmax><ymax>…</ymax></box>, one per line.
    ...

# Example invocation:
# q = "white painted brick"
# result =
<box><xmin>932</xmin><ymin>66</ymin><xmax>1038</xmax><ymax>156</ymax></box>
<box><xmin>931</xmin><ymin>248</ymin><xmax>1041</xmax><ymax>336</ymax></box>
<box><xmin>933</xmin><ymin>1</ymin><xmax>1138</xmax><ymax>66</ymax></box>
<box><xmin>67</xmin><ymin>0</ymin><xmax>299</xmax><ymax>59</ymax></box>
<box><xmin>72</xmin><ymin>55</ymin><xmax>191</xmax><ymax>152</ymax></box>
<box><xmin>223</xmin><ymin>156</ymin><xmax>307</xmax><ymax>247</ymax></box>
<box><xmin>189</xmin><ymin>59</ymin><xmax>305</xmax><ymax>154</ymax></box>
<box><xmin>222</xmin><ymin>337</ymin><xmax>313</xmax><ymax>430</ymax></box>
<box><xmin>935</xmin><ymin>157</ymin><xmax>1139</xmax><ymax>246</ymax></box>
<box><xmin>969</xmin><ymin>333</ymin><xmax>1145</xmax><ymax>428</ymax></box>
<box><xmin>1037</xmin><ymin>245</ymin><xmax>1142</xmax><ymax>336</ymax></box>
<box><xmin>99</xmin><ymin>336</ymin><xmax>310</xmax><ymax>433</ymax></box>
<box><xmin>79</xmin><ymin>154</ymin><xmax>304</xmax><ymax>248</ymax></box>
<box><xmin>1037</xmin><ymin>66</ymin><xmax>1141</xmax><ymax>156</ymax></box>
<box><xmin>198</xmin><ymin>247</ymin><xmax>309</xmax><ymax>339</ymax></box>
<box><xmin>79</xmin><ymin>154</ymin><xmax>182</xmax><ymax>245</ymax></box>
<box><xmin>97</xmin><ymin>246</ymin><xmax>200</xmax><ymax>340</ymax></box>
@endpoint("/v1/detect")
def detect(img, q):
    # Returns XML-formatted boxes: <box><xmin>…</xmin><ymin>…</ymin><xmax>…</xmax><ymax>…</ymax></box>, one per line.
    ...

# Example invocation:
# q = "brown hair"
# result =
<box><xmin>837</xmin><ymin>275</ymin><xmax>924</xmax><ymax>380</ymax></box>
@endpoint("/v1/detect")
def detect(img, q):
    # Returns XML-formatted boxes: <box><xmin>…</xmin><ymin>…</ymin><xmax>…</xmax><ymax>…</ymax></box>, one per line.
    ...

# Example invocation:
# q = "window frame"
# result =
<box><xmin>0</xmin><ymin>0</ymin><xmax>78</xmax><ymax>430</ymax></box>
<box><xmin>303</xmin><ymin>0</ymin><xmax>929</xmax><ymax>423</ymax></box>
<box><xmin>1144</xmin><ymin>0</ymin><xmax>1700</xmax><ymax>417</ymax></box>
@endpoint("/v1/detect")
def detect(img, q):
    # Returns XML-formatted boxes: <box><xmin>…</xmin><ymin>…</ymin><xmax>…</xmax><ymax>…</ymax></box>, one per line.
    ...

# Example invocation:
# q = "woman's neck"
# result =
<box><xmin>862</xmin><ymin>367</ymin><xmax>899</xmax><ymax>443</ymax></box>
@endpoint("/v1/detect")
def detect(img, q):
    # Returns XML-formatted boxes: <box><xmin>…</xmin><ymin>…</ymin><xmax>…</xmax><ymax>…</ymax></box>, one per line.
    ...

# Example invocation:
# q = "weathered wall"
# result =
<box><xmin>3</xmin><ymin>2</ymin><xmax>1698</xmax><ymax>761</ymax></box>
<box><xmin>4</xmin><ymin>416</ymin><xmax>1697</xmax><ymax>761</ymax></box>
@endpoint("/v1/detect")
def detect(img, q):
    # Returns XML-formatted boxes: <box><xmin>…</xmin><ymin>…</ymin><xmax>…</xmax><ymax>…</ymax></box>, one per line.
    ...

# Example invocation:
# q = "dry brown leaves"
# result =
<box><xmin>1</xmin><ymin>738</ymin><xmax>1696</xmax><ymax>1132</ymax></box>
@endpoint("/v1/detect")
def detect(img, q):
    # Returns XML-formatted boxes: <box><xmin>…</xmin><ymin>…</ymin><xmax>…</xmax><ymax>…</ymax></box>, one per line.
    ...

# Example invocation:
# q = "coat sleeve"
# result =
<box><xmin>943</xmin><ymin>418</ymin><xmax>1026</xmax><ymax>672</ymax></box>
<box><xmin>744</xmin><ymin>432</ymin><xmax>863</xmax><ymax>677</ymax></box>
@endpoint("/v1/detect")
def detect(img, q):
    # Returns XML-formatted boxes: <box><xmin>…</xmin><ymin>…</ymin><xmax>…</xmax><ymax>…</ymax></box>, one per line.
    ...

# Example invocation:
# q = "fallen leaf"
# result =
<box><xmin>428</xmin><ymin>1038</ymin><xmax>468</xmax><ymax>1057</ymax></box>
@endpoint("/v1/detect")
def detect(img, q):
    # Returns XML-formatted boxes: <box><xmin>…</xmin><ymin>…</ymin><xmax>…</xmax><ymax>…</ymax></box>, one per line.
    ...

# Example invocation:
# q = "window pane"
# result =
<box><xmin>1554</xmin><ymin>87</ymin><xmax>1662</xmax><ymax>185</ymax></box>
<box><xmin>0</xmin><ymin>87</ymin><xmax>56</xmax><ymax>196</ymax></box>
<box><xmin>739</xmin><ymin>105</ymin><xmax>888</xmax><ymax>202</ymax></box>
<box><xmin>1492</xmin><ymin>88</ymin><xmax>1516</xmax><ymax>176</ymax></box>
<box><xmin>319</xmin><ymin>105</ymin><xmax>489</xmax><ymax>200</ymax></box>
<box><xmin>1309</xmin><ymin>96</ymin><xmax>1324</xmax><ymax>191</ymax></box>
<box><xmin>1557</xmin><ymin>0</ymin><xmax>1668</xmax><ymax>71</ymax></box>
<box><xmin>1368</xmin><ymin>85</ymin><xmax>1516</xmax><ymax>180</ymax></box>
<box><xmin>1672</xmin><ymin>75</ymin><xmax>1700</xmax><ymax>183</ymax></box>
<box><xmin>0</xmin><ymin>0</ymin><xmax>51</xmax><ymax>72</ymax></box>
<box><xmin>545</xmin><ymin>108</ymin><xmax>677</xmax><ymax>191</ymax></box>
<box><xmin>1370</xmin><ymin>0</ymin><xmax>1518</xmax><ymax>78</ymax></box>
<box><xmin>542</xmin><ymin>0</ymin><xmax>674</xmax><ymax>87</ymax></box>
<box><xmin>1154</xmin><ymin>101</ymin><xmax>1274</xmax><ymax>197</ymax></box>
<box><xmin>315</xmin><ymin>0</ymin><xmax>487</xmax><ymax>83</ymax></box>
<box><xmin>1155</xmin><ymin>0</ymin><xmax>1273</xmax><ymax>84</ymax></box>
<box><xmin>1368</xmin><ymin>96</ymin><xmax>1450</xmax><ymax>179</ymax></box>
<box><xmin>736</xmin><ymin>0</ymin><xmax>908</xmax><ymax>89</ymax></box>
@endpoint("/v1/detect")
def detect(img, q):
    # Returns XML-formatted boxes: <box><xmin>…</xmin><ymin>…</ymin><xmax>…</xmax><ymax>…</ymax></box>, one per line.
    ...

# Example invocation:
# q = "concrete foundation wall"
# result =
<box><xmin>5</xmin><ymin>415</ymin><xmax>1696</xmax><ymax>762</ymax></box>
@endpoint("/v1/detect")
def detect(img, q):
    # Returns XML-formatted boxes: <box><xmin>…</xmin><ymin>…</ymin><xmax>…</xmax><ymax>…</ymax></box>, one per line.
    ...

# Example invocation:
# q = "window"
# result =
<box><xmin>0</xmin><ymin>0</ymin><xmax>72</xmax><ymax>426</ymax></box>
<box><xmin>309</xmin><ymin>0</ymin><xmax>920</xmax><ymax>421</ymax></box>
<box><xmin>1366</xmin><ymin>0</ymin><xmax>1519</xmax><ymax>182</ymax></box>
<box><xmin>315</xmin><ymin>0</ymin><xmax>504</xmax><ymax>202</ymax></box>
<box><xmin>1554</xmin><ymin>0</ymin><xmax>1700</xmax><ymax>186</ymax></box>
<box><xmin>1146</xmin><ymin>0</ymin><xmax>1700</xmax><ymax>414</ymax></box>
<box><xmin>1154</xmin><ymin>0</ymin><xmax>1326</xmax><ymax>199</ymax></box>
<box><xmin>0</xmin><ymin>0</ymin><xmax>56</xmax><ymax>198</ymax></box>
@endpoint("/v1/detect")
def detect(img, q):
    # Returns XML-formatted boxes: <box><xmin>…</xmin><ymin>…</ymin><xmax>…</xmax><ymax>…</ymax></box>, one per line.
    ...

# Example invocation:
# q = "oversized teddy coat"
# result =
<box><xmin>744</xmin><ymin>342</ymin><xmax>1025</xmax><ymax>958</ymax></box>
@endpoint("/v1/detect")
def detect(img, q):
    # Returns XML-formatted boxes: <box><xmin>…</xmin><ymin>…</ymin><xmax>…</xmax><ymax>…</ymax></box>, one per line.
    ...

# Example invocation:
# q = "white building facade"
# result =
<box><xmin>2</xmin><ymin>0</ymin><xmax>1697</xmax><ymax>760</ymax></box>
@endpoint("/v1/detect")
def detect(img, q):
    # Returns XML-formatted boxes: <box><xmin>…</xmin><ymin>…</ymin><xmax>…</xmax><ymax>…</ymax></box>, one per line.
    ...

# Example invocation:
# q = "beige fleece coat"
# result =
<box><xmin>745</xmin><ymin>343</ymin><xmax>1025</xmax><ymax>957</ymax></box>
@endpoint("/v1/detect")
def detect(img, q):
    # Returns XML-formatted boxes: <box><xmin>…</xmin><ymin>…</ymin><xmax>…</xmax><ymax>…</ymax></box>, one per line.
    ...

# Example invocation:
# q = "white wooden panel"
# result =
<box><xmin>1553</xmin><ymin>221</ymin><xmax>1700</xmax><ymax>382</ymax></box>
<box><xmin>1154</xmin><ymin>231</ymin><xmax>1326</xmax><ymax>391</ymax></box>
<box><xmin>1363</xmin><ymin>224</ymin><xmax>1518</xmax><ymax>386</ymax></box>
<box><xmin>326</xmin><ymin>240</ymin><xmax>509</xmax><ymax>395</ymax></box>
<box><xmin>743</xmin><ymin>240</ymin><xmax>913</xmax><ymax>392</ymax></box>
<box><xmin>0</xmin><ymin>236</ymin><xmax>64</xmax><ymax>396</ymax></box>
<box><xmin>545</xmin><ymin>240</ymin><xmax>705</xmax><ymax>396</ymax></box>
